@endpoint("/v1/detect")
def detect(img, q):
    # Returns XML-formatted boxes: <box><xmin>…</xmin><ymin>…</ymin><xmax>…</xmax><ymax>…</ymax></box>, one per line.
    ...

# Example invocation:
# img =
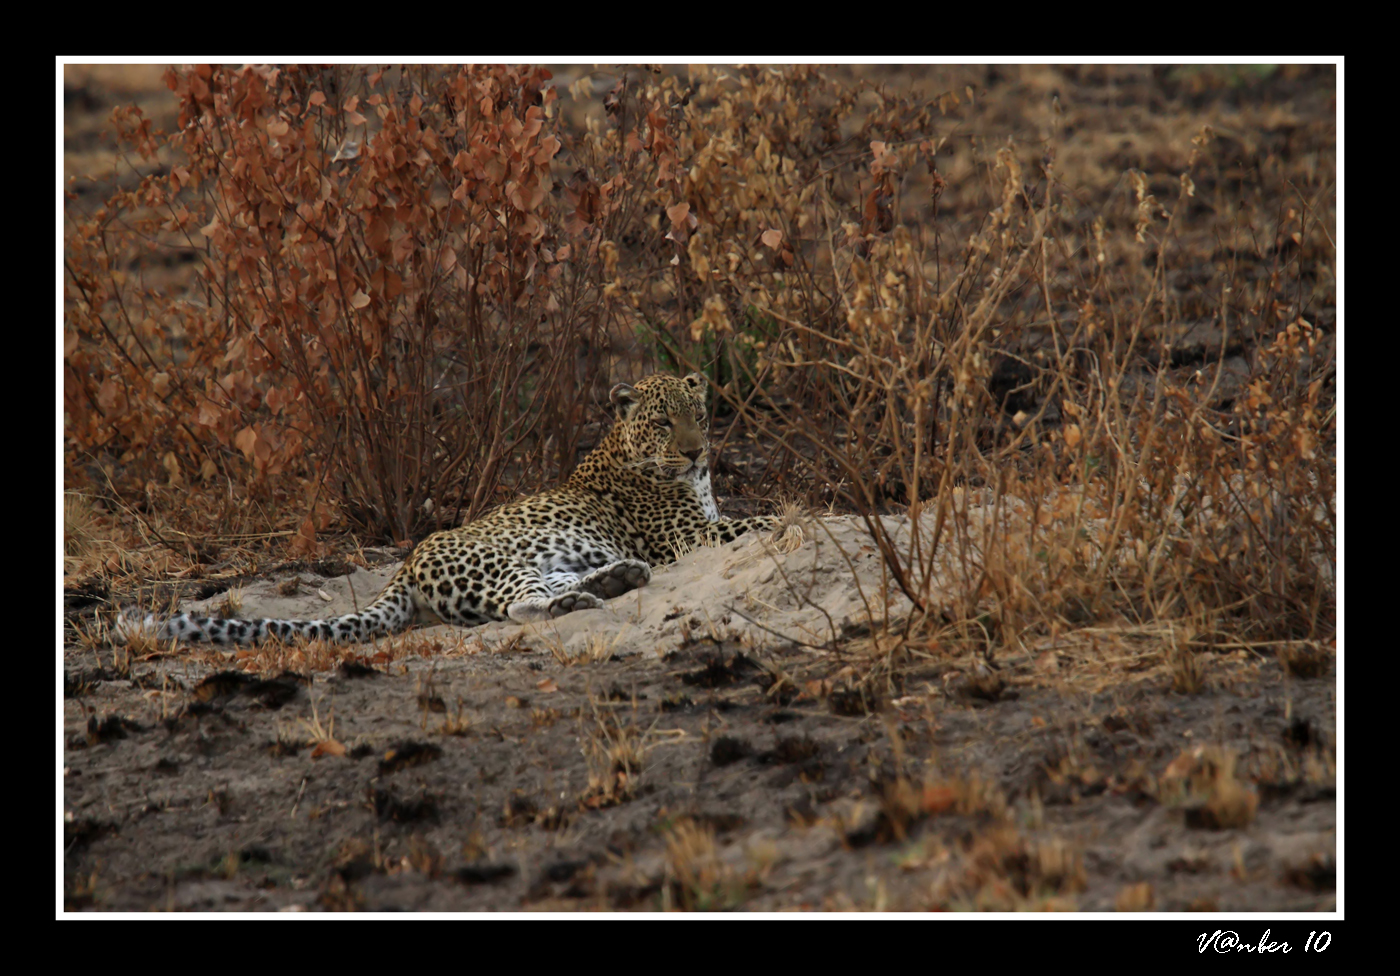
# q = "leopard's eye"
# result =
<box><xmin>653</xmin><ymin>417</ymin><xmax>672</xmax><ymax>429</ymax></box>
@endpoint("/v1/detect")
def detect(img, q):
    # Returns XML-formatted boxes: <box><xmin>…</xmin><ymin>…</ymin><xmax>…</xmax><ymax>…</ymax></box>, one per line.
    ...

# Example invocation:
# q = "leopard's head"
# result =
<box><xmin>609</xmin><ymin>372</ymin><xmax>710</xmax><ymax>479</ymax></box>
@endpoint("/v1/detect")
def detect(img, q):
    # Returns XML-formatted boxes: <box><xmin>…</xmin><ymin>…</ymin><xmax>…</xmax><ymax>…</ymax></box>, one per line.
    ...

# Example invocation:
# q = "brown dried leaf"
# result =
<box><xmin>234</xmin><ymin>426</ymin><xmax>259</xmax><ymax>461</ymax></box>
<box><xmin>311</xmin><ymin>739</ymin><xmax>346</xmax><ymax>759</ymax></box>
<box><xmin>288</xmin><ymin>517</ymin><xmax>317</xmax><ymax>558</ymax></box>
<box><xmin>666</xmin><ymin>202</ymin><xmax>691</xmax><ymax>229</ymax></box>
<box><xmin>921</xmin><ymin>785</ymin><xmax>958</xmax><ymax>815</ymax></box>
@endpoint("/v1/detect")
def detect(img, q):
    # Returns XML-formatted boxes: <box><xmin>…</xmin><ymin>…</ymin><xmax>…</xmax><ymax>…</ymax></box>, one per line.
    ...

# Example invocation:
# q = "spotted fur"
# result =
<box><xmin>124</xmin><ymin>373</ymin><xmax>776</xmax><ymax>645</ymax></box>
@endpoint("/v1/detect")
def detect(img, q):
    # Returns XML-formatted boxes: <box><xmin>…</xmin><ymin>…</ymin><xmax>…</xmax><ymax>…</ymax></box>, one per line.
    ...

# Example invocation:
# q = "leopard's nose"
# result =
<box><xmin>682</xmin><ymin>447</ymin><xmax>703</xmax><ymax>462</ymax></box>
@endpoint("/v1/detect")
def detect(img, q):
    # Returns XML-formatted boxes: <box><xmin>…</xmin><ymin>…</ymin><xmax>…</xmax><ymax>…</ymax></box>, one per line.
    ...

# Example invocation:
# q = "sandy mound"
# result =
<box><xmin>174</xmin><ymin>515</ymin><xmax>934</xmax><ymax>654</ymax></box>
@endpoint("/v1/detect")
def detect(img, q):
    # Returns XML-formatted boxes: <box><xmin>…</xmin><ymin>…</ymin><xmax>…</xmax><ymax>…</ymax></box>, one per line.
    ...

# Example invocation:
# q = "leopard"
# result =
<box><xmin>122</xmin><ymin>372</ymin><xmax>778</xmax><ymax>645</ymax></box>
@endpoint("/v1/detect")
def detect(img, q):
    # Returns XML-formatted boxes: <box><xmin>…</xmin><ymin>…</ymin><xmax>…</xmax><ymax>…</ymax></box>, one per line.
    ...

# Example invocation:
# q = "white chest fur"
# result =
<box><xmin>681</xmin><ymin>463</ymin><xmax>723</xmax><ymax>521</ymax></box>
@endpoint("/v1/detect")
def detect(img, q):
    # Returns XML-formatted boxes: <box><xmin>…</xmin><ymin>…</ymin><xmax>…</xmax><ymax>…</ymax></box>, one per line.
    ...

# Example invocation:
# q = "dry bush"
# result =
<box><xmin>579</xmin><ymin>66</ymin><xmax>1338</xmax><ymax>663</ymax></box>
<box><xmin>547</xmin><ymin>67</ymin><xmax>1333</xmax><ymax>661</ymax></box>
<box><xmin>802</xmin><ymin>163</ymin><xmax>1322</xmax><ymax>652</ymax></box>
<box><xmin>66</xmin><ymin>65</ymin><xmax>619</xmax><ymax>543</ymax></box>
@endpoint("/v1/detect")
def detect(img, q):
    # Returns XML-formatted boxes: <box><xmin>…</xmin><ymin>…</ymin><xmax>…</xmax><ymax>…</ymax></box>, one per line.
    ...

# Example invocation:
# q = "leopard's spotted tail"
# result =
<box><xmin>117</xmin><ymin>575</ymin><xmax>415</xmax><ymax>646</ymax></box>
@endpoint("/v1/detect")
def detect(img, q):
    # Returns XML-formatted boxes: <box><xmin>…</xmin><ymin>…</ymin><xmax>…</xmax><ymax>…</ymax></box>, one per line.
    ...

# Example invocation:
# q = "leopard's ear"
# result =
<box><xmin>609</xmin><ymin>382</ymin><xmax>640</xmax><ymax>418</ymax></box>
<box><xmin>683</xmin><ymin>372</ymin><xmax>706</xmax><ymax>391</ymax></box>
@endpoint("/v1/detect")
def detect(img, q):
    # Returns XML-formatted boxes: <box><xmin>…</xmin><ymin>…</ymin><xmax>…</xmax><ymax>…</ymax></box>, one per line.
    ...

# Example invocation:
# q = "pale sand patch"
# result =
<box><xmin>170</xmin><ymin>516</ymin><xmax>943</xmax><ymax>657</ymax></box>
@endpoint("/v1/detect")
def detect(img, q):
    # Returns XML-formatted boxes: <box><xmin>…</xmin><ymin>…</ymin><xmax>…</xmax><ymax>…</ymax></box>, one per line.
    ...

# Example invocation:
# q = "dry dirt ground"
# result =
<box><xmin>63</xmin><ymin>511</ymin><xmax>1335</xmax><ymax>912</ymax></box>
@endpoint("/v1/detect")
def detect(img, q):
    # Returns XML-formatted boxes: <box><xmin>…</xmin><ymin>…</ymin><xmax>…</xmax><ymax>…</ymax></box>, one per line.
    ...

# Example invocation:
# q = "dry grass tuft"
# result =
<box><xmin>578</xmin><ymin>697</ymin><xmax>651</xmax><ymax>811</ymax></box>
<box><xmin>64</xmin><ymin>491</ymin><xmax>101</xmax><ymax>564</ymax></box>
<box><xmin>1116</xmin><ymin>882</ymin><xmax>1156</xmax><ymax>912</ymax></box>
<box><xmin>661</xmin><ymin>818</ymin><xmax>756</xmax><ymax>911</ymax></box>
<box><xmin>1158</xmin><ymin>745</ymin><xmax>1259</xmax><ymax>830</ymax></box>
<box><xmin>548</xmin><ymin>628</ymin><xmax>630</xmax><ymax>667</ymax></box>
<box><xmin>1170</xmin><ymin>645</ymin><xmax>1208</xmax><ymax>695</ymax></box>
<box><xmin>936</xmin><ymin>826</ymin><xmax>1088</xmax><ymax>910</ymax></box>
<box><xmin>63</xmin><ymin>491</ymin><xmax>140</xmax><ymax>578</ymax></box>
<box><xmin>1277</xmin><ymin>641</ymin><xmax>1331</xmax><ymax>679</ymax></box>
<box><xmin>215</xmin><ymin>586</ymin><xmax>245</xmax><ymax>620</ymax></box>
<box><xmin>767</xmin><ymin>500</ymin><xmax>811</xmax><ymax>555</ymax></box>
